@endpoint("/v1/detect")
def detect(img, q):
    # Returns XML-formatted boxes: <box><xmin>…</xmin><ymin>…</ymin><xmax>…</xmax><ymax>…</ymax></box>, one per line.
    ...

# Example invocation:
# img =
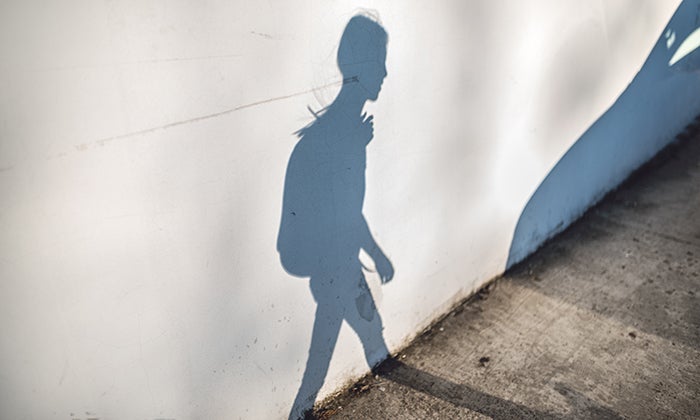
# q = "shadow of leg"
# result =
<box><xmin>345</xmin><ymin>273</ymin><xmax>390</xmax><ymax>369</ymax></box>
<box><xmin>374</xmin><ymin>359</ymin><xmax>624</xmax><ymax>419</ymax></box>
<box><xmin>375</xmin><ymin>359</ymin><xmax>558</xmax><ymax>419</ymax></box>
<box><xmin>289</xmin><ymin>302</ymin><xmax>343</xmax><ymax>420</ymax></box>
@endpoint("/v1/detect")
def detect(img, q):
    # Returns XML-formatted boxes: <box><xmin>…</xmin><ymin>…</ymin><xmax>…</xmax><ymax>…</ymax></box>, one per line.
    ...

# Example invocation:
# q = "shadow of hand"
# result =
<box><xmin>374</xmin><ymin>251</ymin><xmax>394</xmax><ymax>284</ymax></box>
<box><xmin>359</xmin><ymin>112</ymin><xmax>374</xmax><ymax>145</ymax></box>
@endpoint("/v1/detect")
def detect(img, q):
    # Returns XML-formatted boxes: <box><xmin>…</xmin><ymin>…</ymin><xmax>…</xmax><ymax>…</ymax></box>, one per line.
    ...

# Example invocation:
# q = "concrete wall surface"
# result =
<box><xmin>0</xmin><ymin>1</ymin><xmax>697</xmax><ymax>419</ymax></box>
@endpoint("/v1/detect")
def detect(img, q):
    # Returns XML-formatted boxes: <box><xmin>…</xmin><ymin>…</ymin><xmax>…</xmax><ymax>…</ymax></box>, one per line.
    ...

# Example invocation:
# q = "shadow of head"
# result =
<box><xmin>338</xmin><ymin>13</ymin><xmax>388</xmax><ymax>101</ymax></box>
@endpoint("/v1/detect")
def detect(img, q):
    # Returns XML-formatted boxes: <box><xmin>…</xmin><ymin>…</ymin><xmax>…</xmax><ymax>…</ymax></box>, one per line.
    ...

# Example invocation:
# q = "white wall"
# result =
<box><xmin>506</xmin><ymin>0</ymin><xmax>700</xmax><ymax>267</ymax></box>
<box><xmin>0</xmin><ymin>1</ymin><xmax>694</xmax><ymax>419</ymax></box>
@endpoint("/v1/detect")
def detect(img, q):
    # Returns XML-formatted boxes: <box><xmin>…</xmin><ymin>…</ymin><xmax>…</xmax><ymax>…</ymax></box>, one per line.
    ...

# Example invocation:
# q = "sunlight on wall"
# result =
<box><xmin>669</xmin><ymin>27</ymin><xmax>700</xmax><ymax>66</ymax></box>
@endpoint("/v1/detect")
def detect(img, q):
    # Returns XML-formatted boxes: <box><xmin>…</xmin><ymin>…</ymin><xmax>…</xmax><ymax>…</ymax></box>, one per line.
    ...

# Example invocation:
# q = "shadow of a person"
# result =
<box><xmin>276</xmin><ymin>13</ymin><xmax>393</xmax><ymax>420</ymax></box>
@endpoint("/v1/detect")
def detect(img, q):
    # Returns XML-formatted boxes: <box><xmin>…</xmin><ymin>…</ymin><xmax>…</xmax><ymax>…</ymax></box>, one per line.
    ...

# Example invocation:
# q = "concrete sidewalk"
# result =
<box><xmin>315</xmin><ymin>126</ymin><xmax>700</xmax><ymax>419</ymax></box>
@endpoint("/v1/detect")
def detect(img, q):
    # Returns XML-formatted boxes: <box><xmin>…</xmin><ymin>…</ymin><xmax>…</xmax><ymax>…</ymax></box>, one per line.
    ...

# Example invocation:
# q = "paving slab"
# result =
<box><xmin>314</xmin><ymin>126</ymin><xmax>700</xmax><ymax>419</ymax></box>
